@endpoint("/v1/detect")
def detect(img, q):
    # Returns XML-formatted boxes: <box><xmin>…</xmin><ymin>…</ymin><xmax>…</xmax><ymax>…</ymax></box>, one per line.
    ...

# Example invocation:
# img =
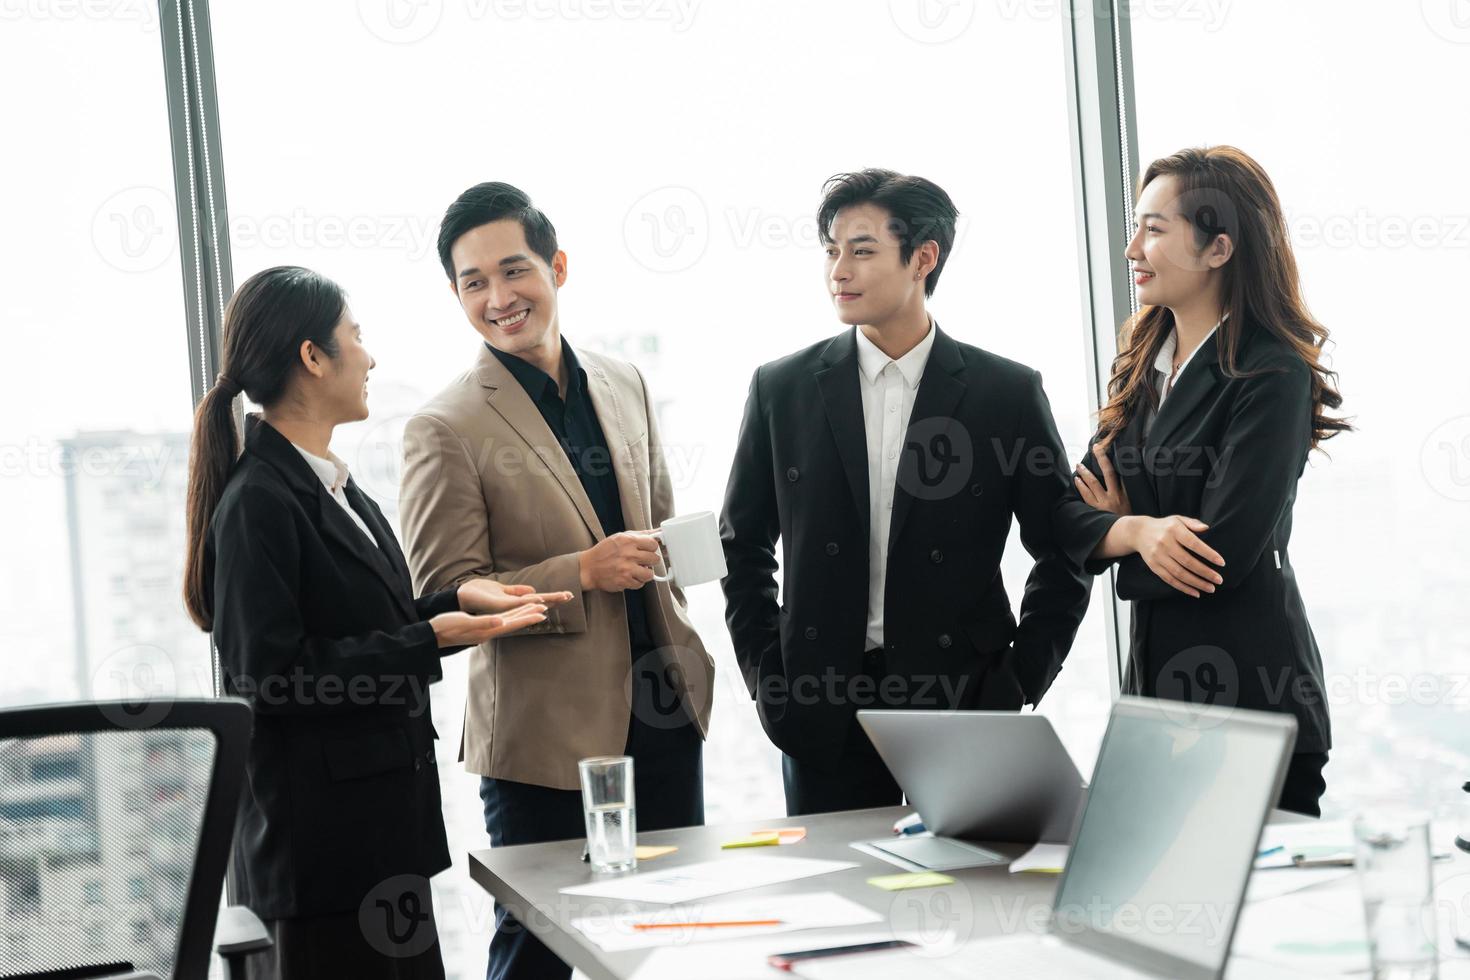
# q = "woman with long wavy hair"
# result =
<box><xmin>182</xmin><ymin>266</ymin><xmax>571</xmax><ymax>977</ymax></box>
<box><xmin>1058</xmin><ymin>146</ymin><xmax>1350</xmax><ymax>816</ymax></box>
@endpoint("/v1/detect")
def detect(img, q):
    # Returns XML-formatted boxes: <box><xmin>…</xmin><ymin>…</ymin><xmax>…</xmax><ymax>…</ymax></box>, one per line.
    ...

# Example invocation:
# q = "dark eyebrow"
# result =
<box><xmin>844</xmin><ymin>235</ymin><xmax>880</xmax><ymax>245</ymax></box>
<box><xmin>458</xmin><ymin>254</ymin><xmax>532</xmax><ymax>280</ymax></box>
<box><xmin>1138</xmin><ymin>212</ymin><xmax>1169</xmax><ymax>221</ymax></box>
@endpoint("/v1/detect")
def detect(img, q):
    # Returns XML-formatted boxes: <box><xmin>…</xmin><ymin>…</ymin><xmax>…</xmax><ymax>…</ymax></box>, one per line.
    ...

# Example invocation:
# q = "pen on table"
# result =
<box><xmin>1290</xmin><ymin>850</ymin><xmax>1454</xmax><ymax>869</ymax></box>
<box><xmin>632</xmin><ymin>919</ymin><xmax>783</xmax><ymax>931</ymax></box>
<box><xmin>1292</xmin><ymin>853</ymin><xmax>1354</xmax><ymax>868</ymax></box>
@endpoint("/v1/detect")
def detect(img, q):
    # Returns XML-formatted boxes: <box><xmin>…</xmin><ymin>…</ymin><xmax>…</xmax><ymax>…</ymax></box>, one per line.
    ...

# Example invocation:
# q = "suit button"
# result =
<box><xmin>786</xmin><ymin>467</ymin><xmax>800</xmax><ymax>482</ymax></box>
<box><xmin>937</xmin><ymin>633</ymin><xmax>952</xmax><ymax>649</ymax></box>
<box><xmin>425</xmin><ymin>749</ymin><xmax>436</xmax><ymax>765</ymax></box>
<box><xmin>970</xmin><ymin>483</ymin><xmax>983</xmax><ymax>497</ymax></box>
<box><xmin>804</xmin><ymin>627</ymin><xmax>819</xmax><ymax>641</ymax></box>
<box><xmin>825</xmin><ymin>542</ymin><xmax>839</xmax><ymax>556</ymax></box>
<box><xmin>930</xmin><ymin>549</ymin><xmax>944</xmax><ymax>564</ymax></box>
<box><xmin>413</xmin><ymin>758</ymin><xmax>423</xmax><ymax>771</ymax></box>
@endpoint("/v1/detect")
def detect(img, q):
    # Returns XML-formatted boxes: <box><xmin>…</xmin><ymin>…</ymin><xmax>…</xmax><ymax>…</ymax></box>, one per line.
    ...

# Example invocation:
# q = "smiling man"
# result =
<box><xmin>720</xmin><ymin>169</ymin><xmax>1093</xmax><ymax>816</ymax></box>
<box><xmin>398</xmin><ymin>182</ymin><xmax>714</xmax><ymax>980</ymax></box>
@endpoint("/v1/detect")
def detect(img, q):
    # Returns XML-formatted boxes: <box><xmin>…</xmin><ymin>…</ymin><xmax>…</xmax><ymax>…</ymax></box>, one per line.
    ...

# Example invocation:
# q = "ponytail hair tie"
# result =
<box><xmin>215</xmin><ymin>373</ymin><xmax>242</xmax><ymax>397</ymax></box>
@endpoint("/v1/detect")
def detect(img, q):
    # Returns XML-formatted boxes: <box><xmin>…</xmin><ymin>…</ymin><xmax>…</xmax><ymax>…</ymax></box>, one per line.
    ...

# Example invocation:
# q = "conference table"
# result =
<box><xmin>468</xmin><ymin>804</ymin><xmax>1470</xmax><ymax>979</ymax></box>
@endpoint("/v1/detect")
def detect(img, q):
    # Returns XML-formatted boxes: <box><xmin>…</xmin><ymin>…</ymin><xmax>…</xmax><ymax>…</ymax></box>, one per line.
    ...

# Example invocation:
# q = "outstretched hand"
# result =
<box><xmin>457</xmin><ymin>578</ymin><xmax>574</xmax><ymax>615</ymax></box>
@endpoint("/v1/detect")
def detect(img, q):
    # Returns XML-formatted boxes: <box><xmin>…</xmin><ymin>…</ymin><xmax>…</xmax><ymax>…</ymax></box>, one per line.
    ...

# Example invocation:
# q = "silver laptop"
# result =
<box><xmin>922</xmin><ymin>697</ymin><xmax>1297</xmax><ymax>979</ymax></box>
<box><xmin>857</xmin><ymin>709</ymin><xmax>1087</xmax><ymax>842</ymax></box>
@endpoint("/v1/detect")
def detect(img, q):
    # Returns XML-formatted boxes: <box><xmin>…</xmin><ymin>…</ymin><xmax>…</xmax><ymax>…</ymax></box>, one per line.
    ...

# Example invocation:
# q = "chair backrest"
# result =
<box><xmin>0</xmin><ymin>699</ymin><xmax>251</xmax><ymax>980</ymax></box>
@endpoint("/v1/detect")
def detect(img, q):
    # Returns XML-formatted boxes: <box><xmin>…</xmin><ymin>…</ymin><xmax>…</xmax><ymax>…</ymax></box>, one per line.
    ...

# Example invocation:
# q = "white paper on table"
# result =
<box><xmin>1009</xmin><ymin>842</ymin><xmax>1070</xmax><ymax>874</ymax></box>
<box><xmin>570</xmin><ymin>891</ymin><xmax>882</xmax><ymax>952</ymax></box>
<box><xmin>626</xmin><ymin>929</ymin><xmax>922</xmax><ymax>980</ymax></box>
<box><xmin>558</xmin><ymin>855</ymin><xmax>859</xmax><ymax>904</ymax></box>
<box><xmin>1253</xmin><ymin>820</ymin><xmax>1352</xmax><ymax>869</ymax></box>
<box><xmin>1231</xmin><ymin>889</ymin><xmax>1371</xmax><ymax>975</ymax></box>
<box><xmin>1244</xmin><ymin>865</ymin><xmax>1353</xmax><ymax>902</ymax></box>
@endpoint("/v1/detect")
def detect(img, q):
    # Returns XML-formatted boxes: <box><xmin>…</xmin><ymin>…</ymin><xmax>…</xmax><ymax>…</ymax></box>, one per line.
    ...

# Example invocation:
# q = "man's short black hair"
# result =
<box><xmin>437</xmin><ymin>181</ymin><xmax>559</xmax><ymax>281</ymax></box>
<box><xmin>816</xmin><ymin>169</ymin><xmax>959</xmax><ymax>297</ymax></box>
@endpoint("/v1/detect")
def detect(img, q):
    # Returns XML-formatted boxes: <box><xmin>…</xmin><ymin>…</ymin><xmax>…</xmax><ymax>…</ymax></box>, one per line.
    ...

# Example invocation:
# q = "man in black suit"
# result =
<box><xmin>720</xmin><ymin>169</ymin><xmax>1094</xmax><ymax>815</ymax></box>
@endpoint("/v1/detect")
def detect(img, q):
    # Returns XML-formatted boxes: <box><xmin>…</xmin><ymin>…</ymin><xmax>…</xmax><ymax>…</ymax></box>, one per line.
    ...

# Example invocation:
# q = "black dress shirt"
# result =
<box><xmin>490</xmin><ymin>340</ymin><xmax>654</xmax><ymax>652</ymax></box>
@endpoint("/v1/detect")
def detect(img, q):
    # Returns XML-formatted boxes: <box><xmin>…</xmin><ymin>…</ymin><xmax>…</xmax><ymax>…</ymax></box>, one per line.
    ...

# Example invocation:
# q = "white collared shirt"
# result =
<box><xmin>1154</xmin><ymin>317</ymin><xmax>1225</xmax><ymax>407</ymax></box>
<box><xmin>291</xmin><ymin>443</ymin><xmax>379</xmax><ymax>547</ymax></box>
<box><xmin>855</xmin><ymin>320</ymin><xmax>937</xmax><ymax>650</ymax></box>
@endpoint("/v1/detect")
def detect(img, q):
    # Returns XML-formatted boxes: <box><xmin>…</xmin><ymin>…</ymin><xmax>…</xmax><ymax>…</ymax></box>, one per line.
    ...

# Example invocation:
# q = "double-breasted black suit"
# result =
<box><xmin>720</xmin><ymin>326</ymin><xmax>1093</xmax><ymax>775</ymax></box>
<box><xmin>205</xmin><ymin>416</ymin><xmax>457</xmax><ymax>931</ymax></box>
<box><xmin>1056</xmin><ymin>323</ymin><xmax>1333</xmax><ymax>777</ymax></box>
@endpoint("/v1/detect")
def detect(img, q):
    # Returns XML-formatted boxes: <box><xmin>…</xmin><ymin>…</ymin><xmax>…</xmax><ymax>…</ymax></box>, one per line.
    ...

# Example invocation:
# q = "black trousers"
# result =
<box><xmin>781</xmin><ymin>647</ymin><xmax>906</xmax><ymax>817</ymax></box>
<box><xmin>247</xmin><ymin>877</ymin><xmax>444</xmax><ymax>980</ymax></box>
<box><xmin>479</xmin><ymin>692</ymin><xmax>704</xmax><ymax>980</ymax></box>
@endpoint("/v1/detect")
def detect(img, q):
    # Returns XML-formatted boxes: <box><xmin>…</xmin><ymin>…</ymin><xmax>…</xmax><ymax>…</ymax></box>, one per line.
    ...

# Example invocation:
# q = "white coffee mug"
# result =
<box><xmin>649</xmin><ymin>511</ymin><xmax>727</xmax><ymax>588</ymax></box>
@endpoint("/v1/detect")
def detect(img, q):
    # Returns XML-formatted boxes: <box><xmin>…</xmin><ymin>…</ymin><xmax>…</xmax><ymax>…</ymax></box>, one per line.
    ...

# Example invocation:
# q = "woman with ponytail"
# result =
<box><xmin>1058</xmin><ymin>147</ymin><xmax>1350</xmax><ymax>816</ymax></box>
<box><xmin>183</xmin><ymin>266</ymin><xmax>571</xmax><ymax>978</ymax></box>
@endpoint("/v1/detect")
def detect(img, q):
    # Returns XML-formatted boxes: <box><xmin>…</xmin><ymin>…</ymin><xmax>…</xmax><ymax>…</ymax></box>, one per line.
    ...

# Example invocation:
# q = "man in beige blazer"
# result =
<box><xmin>398</xmin><ymin>182</ymin><xmax>714</xmax><ymax>980</ymax></box>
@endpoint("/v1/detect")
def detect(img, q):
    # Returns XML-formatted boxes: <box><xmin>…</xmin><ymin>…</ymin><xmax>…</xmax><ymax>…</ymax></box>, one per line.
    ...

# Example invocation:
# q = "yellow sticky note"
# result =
<box><xmin>751</xmin><ymin>827</ymin><xmax>807</xmax><ymax>844</ymax></box>
<box><xmin>636</xmin><ymin>845</ymin><xmax>678</xmax><ymax>860</ymax></box>
<box><xmin>720</xmin><ymin>833</ymin><xmax>781</xmax><ymax>849</ymax></box>
<box><xmin>867</xmin><ymin>871</ymin><xmax>957</xmax><ymax>891</ymax></box>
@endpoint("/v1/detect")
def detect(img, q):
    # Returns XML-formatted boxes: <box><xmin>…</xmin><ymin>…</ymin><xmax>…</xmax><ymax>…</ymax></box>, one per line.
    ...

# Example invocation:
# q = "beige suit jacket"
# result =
<box><xmin>399</xmin><ymin>342</ymin><xmax>714</xmax><ymax>790</ymax></box>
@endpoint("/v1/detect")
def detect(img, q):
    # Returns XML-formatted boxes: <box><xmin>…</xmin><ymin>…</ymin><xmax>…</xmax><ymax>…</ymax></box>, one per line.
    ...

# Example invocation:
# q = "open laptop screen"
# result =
<box><xmin>1051</xmin><ymin>698</ymin><xmax>1296</xmax><ymax>977</ymax></box>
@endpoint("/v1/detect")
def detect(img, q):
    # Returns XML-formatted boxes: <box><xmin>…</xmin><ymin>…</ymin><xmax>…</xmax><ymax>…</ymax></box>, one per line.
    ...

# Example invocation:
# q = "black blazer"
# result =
<box><xmin>205</xmin><ymin>416</ymin><xmax>458</xmax><ymax>919</ymax></box>
<box><xmin>1056</xmin><ymin>322</ymin><xmax>1331</xmax><ymax>754</ymax></box>
<box><xmin>720</xmin><ymin>326</ymin><xmax>1092</xmax><ymax>762</ymax></box>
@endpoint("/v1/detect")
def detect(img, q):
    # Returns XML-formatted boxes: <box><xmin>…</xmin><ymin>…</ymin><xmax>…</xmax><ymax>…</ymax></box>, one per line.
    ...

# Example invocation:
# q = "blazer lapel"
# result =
<box><xmin>814</xmin><ymin>329</ymin><xmax>870</xmax><ymax>540</ymax></box>
<box><xmin>475</xmin><ymin>345</ymin><xmax>606</xmax><ymax>541</ymax></box>
<box><xmin>343</xmin><ymin>480</ymin><xmax>419</xmax><ymax>612</ymax></box>
<box><xmin>243</xmin><ymin>415</ymin><xmax>417</xmax><ymax>621</ymax></box>
<box><xmin>1113</xmin><ymin>404</ymin><xmax>1162</xmax><ymax>519</ymax></box>
<box><xmin>1146</xmin><ymin>331</ymin><xmax>1221</xmax><ymax>451</ymax></box>
<box><xmin>317</xmin><ymin>483</ymin><xmax>417</xmax><ymax>621</ymax></box>
<box><xmin>887</xmin><ymin>326</ymin><xmax>966</xmax><ymax>553</ymax></box>
<box><xmin>583</xmin><ymin>359</ymin><xmax>651</xmax><ymax>532</ymax></box>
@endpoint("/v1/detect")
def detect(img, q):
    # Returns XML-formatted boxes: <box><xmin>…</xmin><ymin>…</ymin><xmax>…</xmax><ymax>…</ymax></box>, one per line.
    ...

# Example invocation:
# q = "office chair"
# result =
<box><xmin>0</xmin><ymin>699</ymin><xmax>270</xmax><ymax>980</ymax></box>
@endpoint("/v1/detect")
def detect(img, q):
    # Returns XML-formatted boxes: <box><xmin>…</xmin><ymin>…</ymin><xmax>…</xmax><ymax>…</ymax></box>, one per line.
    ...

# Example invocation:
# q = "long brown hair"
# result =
<box><xmin>1096</xmin><ymin>146</ymin><xmax>1350</xmax><ymax>451</ymax></box>
<box><xmin>182</xmin><ymin>266</ymin><xmax>345</xmax><ymax>629</ymax></box>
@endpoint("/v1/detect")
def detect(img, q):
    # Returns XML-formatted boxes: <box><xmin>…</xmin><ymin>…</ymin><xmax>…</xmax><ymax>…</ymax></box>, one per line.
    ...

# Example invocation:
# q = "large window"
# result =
<box><xmin>0</xmin><ymin>12</ymin><xmax>211</xmax><ymax>976</ymax></box>
<box><xmin>207</xmin><ymin>1</ymin><xmax>1113</xmax><ymax>970</ymax></box>
<box><xmin>33</xmin><ymin>3</ymin><xmax>1452</xmax><ymax>977</ymax></box>
<box><xmin>0</xmin><ymin>18</ymin><xmax>205</xmax><ymax>711</ymax></box>
<box><xmin>1130</xmin><ymin>1</ymin><xmax>1470</xmax><ymax>816</ymax></box>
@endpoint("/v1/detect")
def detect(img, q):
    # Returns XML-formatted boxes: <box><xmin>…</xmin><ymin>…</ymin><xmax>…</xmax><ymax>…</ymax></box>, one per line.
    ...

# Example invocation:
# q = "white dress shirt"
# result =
<box><xmin>291</xmin><ymin>443</ymin><xmax>379</xmax><ymax>547</ymax></box>
<box><xmin>855</xmin><ymin>321</ymin><xmax>937</xmax><ymax>651</ymax></box>
<box><xmin>1154</xmin><ymin>316</ymin><xmax>1227</xmax><ymax>407</ymax></box>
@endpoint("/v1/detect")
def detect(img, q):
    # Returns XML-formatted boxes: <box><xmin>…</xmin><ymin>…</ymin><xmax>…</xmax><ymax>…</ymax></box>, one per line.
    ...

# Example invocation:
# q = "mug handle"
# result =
<box><xmin>648</xmin><ymin>529</ymin><xmax>674</xmax><ymax>582</ymax></box>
